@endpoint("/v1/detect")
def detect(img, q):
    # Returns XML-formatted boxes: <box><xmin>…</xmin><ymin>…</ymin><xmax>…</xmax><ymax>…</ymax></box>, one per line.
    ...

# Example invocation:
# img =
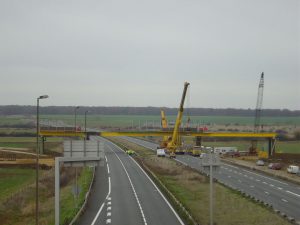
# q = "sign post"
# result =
<box><xmin>55</xmin><ymin>140</ymin><xmax>104</xmax><ymax>225</ymax></box>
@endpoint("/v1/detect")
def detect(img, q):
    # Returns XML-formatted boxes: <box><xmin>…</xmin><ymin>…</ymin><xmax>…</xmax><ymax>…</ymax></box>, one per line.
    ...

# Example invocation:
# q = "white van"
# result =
<box><xmin>156</xmin><ymin>149</ymin><xmax>166</xmax><ymax>157</ymax></box>
<box><xmin>214</xmin><ymin>147</ymin><xmax>237</xmax><ymax>155</ymax></box>
<box><xmin>287</xmin><ymin>165</ymin><xmax>299</xmax><ymax>174</ymax></box>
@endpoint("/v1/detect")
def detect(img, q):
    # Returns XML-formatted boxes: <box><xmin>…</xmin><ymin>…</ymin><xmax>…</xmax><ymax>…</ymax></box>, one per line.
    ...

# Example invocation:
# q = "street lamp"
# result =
<box><xmin>84</xmin><ymin>110</ymin><xmax>90</xmax><ymax>133</ymax></box>
<box><xmin>36</xmin><ymin>95</ymin><xmax>49</xmax><ymax>225</ymax></box>
<box><xmin>74</xmin><ymin>106</ymin><xmax>80</xmax><ymax>132</ymax></box>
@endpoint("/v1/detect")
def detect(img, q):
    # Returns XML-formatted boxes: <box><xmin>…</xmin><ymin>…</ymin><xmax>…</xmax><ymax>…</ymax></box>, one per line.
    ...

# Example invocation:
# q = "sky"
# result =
<box><xmin>0</xmin><ymin>0</ymin><xmax>299</xmax><ymax>110</ymax></box>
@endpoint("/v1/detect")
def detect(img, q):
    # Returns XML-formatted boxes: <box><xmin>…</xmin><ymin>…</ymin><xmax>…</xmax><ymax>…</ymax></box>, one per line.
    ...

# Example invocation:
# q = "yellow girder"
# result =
<box><xmin>39</xmin><ymin>130</ymin><xmax>276</xmax><ymax>139</ymax></box>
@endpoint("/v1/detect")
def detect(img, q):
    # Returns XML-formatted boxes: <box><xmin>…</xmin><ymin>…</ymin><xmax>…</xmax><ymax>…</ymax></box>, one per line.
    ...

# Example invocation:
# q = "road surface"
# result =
<box><xmin>77</xmin><ymin>136</ymin><xmax>184</xmax><ymax>225</ymax></box>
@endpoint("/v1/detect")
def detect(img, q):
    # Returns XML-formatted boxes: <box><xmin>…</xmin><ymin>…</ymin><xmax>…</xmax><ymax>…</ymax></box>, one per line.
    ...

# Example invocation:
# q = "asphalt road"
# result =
<box><xmin>77</xmin><ymin>136</ymin><xmax>184</xmax><ymax>225</ymax></box>
<box><xmin>123</xmin><ymin>136</ymin><xmax>300</xmax><ymax>222</ymax></box>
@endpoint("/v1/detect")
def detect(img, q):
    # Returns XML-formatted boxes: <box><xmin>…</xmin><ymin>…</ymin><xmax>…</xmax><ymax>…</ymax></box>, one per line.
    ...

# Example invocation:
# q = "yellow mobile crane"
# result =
<box><xmin>167</xmin><ymin>82</ymin><xmax>190</xmax><ymax>158</ymax></box>
<box><xmin>160</xmin><ymin>110</ymin><xmax>170</xmax><ymax>148</ymax></box>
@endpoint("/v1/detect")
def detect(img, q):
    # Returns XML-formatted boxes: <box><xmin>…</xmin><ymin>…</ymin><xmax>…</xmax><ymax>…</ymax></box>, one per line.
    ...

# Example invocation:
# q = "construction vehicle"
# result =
<box><xmin>166</xmin><ymin>82</ymin><xmax>190</xmax><ymax>157</ymax></box>
<box><xmin>249</xmin><ymin>72</ymin><xmax>264</xmax><ymax>155</ymax></box>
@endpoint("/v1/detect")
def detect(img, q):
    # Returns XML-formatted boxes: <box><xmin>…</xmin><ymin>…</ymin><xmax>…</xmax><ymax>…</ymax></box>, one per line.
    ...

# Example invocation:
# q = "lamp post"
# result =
<box><xmin>74</xmin><ymin>106</ymin><xmax>80</xmax><ymax>132</ymax></box>
<box><xmin>84</xmin><ymin>110</ymin><xmax>89</xmax><ymax>134</ymax></box>
<box><xmin>36</xmin><ymin>95</ymin><xmax>49</xmax><ymax>225</ymax></box>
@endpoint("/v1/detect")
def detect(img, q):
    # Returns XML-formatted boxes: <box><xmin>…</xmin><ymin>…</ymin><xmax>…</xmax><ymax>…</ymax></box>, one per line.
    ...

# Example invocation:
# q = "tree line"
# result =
<box><xmin>0</xmin><ymin>105</ymin><xmax>299</xmax><ymax>117</ymax></box>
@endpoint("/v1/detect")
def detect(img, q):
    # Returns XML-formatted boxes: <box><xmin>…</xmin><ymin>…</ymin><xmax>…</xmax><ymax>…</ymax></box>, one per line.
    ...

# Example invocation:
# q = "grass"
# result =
<box><xmin>0</xmin><ymin>168</ymin><xmax>36</xmax><ymax>201</ymax></box>
<box><xmin>110</xmin><ymin>137</ymin><xmax>291</xmax><ymax>225</ymax></box>
<box><xmin>0</xmin><ymin>167</ymin><xmax>93</xmax><ymax>225</ymax></box>
<box><xmin>60</xmin><ymin>167</ymin><xmax>93</xmax><ymax>225</ymax></box>
<box><xmin>43</xmin><ymin>114</ymin><xmax>300</xmax><ymax>127</ymax></box>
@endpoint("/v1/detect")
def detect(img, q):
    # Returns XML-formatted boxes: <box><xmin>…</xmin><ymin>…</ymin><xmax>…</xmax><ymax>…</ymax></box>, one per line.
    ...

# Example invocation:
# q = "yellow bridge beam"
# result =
<box><xmin>39</xmin><ymin>130</ymin><xmax>276</xmax><ymax>139</ymax></box>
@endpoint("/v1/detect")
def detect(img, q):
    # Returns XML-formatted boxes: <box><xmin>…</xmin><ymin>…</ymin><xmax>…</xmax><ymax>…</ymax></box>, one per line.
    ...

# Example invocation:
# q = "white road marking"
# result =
<box><xmin>91</xmin><ymin>176</ymin><xmax>111</xmax><ymax>225</ymax></box>
<box><xmin>244</xmin><ymin>175</ymin><xmax>248</xmax><ymax>177</ymax></box>
<box><xmin>286</xmin><ymin>190</ymin><xmax>300</xmax><ymax>198</ymax></box>
<box><xmin>107</xmin><ymin>197</ymin><xmax>111</xmax><ymax>201</ymax></box>
<box><xmin>250</xmin><ymin>185</ymin><xmax>255</xmax><ymax>188</ymax></box>
<box><xmin>107</xmin><ymin>212</ymin><xmax>111</xmax><ymax>217</ymax></box>
<box><xmin>281</xmin><ymin>199</ymin><xmax>288</xmax><ymax>203</ymax></box>
<box><xmin>263</xmin><ymin>182</ymin><xmax>268</xmax><ymax>185</ymax></box>
<box><xmin>269</xmin><ymin>184</ymin><xmax>274</xmax><ymax>187</ymax></box>
<box><xmin>223</xmin><ymin>164</ymin><xmax>239</xmax><ymax>169</ymax></box>
<box><xmin>107</xmin><ymin>207</ymin><xmax>111</xmax><ymax>211</ymax></box>
<box><xmin>106</xmin><ymin>218</ymin><xmax>111</xmax><ymax>224</ymax></box>
<box><xmin>109</xmin><ymin>141</ymin><xmax>185</xmax><ymax>225</ymax></box>
<box><xmin>107</xmin><ymin>202</ymin><xmax>111</xmax><ymax>206</ymax></box>
<box><xmin>107</xmin><ymin>163</ymin><xmax>110</xmax><ymax>174</ymax></box>
<box><xmin>242</xmin><ymin>169</ymin><xmax>288</xmax><ymax>185</ymax></box>
<box><xmin>264</xmin><ymin>191</ymin><xmax>269</xmax><ymax>195</ymax></box>
<box><xmin>256</xmin><ymin>179</ymin><xmax>260</xmax><ymax>182</ymax></box>
<box><xmin>108</xmin><ymin>145</ymin><xmax>148</xmax><ymax>225</ymax></box>
<box><xmin>277</xmin><ymin>187</ymin><xmax>283</xmax><ymax>190</ymax></box>
<box><xmin>105</xmin><ymin>156</ymin><xmax>108</xmax><ymax>163</ymax></box>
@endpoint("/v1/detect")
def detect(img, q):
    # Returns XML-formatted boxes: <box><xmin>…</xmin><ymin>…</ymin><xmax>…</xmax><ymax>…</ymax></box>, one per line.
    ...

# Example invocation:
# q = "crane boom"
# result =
<box><xmin>167</xmin><ymin>82</ymin><xmax>190</xmax><ymax>151</ymax></box>
<box><xmin>254</xmin><ymin>72</ymin><xmax>264</xmax><ymax>132</ymax></box>
<box><xmin>250</xmin><ymin>72</ymin><xmax>264</xmax><ymax>155</ymax></box>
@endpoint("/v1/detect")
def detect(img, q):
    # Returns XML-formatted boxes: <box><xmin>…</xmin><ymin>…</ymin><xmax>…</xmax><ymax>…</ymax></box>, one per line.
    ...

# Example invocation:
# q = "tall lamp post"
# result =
<box><xmin>84</xmin><ymin>110</ymin><xmax>89</xmax><ymax>134</ymax></box>
<box><xmin>36</xmin><ymin>95</ymin><xmax>49</xmax><ymax>225</ymax></box>
<box><xmin>74</xmin><ymin>106</ymin><xmax>80</xmax><ymax>132</ymax></box>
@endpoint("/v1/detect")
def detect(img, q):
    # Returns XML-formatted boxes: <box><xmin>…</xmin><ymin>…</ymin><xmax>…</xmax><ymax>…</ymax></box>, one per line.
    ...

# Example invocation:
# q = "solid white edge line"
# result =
<box><xmin>109</xmin><ymin>141</ymin><xmax>185</xmax><ymax>225</ymax></box>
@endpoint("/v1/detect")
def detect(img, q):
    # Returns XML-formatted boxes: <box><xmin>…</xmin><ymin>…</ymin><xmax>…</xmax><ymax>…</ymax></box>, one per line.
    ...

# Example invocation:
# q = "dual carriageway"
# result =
<box><xmin>41</xmin><ymin>129</ymin><xmax>300</xmax><ymax>225</ymax></box>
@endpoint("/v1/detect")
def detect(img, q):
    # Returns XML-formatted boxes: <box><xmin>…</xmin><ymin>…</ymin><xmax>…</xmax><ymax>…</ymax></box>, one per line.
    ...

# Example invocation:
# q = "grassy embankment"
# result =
<box><xmin>0</xmin><ymin>167</ymin><xmax>93</xmax><ymax>225</ymax></box>
<box><xmin>109</xmin><ymin>137</ymin><xmax>291</xmax><ymax>225</ymax></box>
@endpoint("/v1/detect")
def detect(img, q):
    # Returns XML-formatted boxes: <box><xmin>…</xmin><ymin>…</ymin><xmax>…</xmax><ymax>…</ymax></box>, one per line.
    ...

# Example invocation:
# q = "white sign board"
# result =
<box><xmin>63</xmin><ymin>140</ymin><xmax>104</xmax><ymax>167</ymax></box>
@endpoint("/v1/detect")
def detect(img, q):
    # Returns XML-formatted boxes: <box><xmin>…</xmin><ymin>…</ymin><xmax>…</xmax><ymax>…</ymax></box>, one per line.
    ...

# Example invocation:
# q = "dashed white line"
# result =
<box><xmin>107</xmin><ymin>163</ymin><xmax>110</xmax><ymax>174</ymax></box>
<box><xmin>281</xmin><ymin>199</ymin><xmax>288</xmax><ymax>203</ymax></box>
<box><xmin>269</xmin><ymin>184</ymin><xmax>274</xmax><ymax>187</ymax></box>
<box><xmin>91</xmin><ymin>176</ymin><xmax>111</xmax><ymax>225</ymax></box>
<box><xmin>223</xmin><ymin>164</ymin><xmax>239</xmax><ymax>169</ymax></box>
<box><xmin>108</xmin><ymin>145</ymin><xmax>148</xmax><ymax>225</ymax></box>
<box><xmin>109</xmin><ymin>141</ymin><xmax>185</xmax><ymax>225</ymax></box>
<box><xmin>277</xmin><ymin>187</ymin><xmax>283</xmax><ymax>190</ymax></box>
<box><xmin>264</xmin><ymin>191</ymin><xmax>269</xmax><ymax>195</ymax></box>
<box><xmin>263</xmin><ymin>182</ymin><xmax>268</xmax><ymax>185</ymax></box>
<box><xmin>107</xmin><ymin>212</ymin><xmax>111</xmax><ymax>217</ymax></box>
<box><xmin>250</xmin><ymin>185</ymin><xmax>255</xmax><ymax>188</ymax></box>
<box><xmin>286</xmin><ymin>190</ymin><xmax>300</xmax><ymax>198</ymax></box>
<box><xmin>242</xmin><ymin>169</ymin><xmax>288</xmax><ymax>185</ymax></box>
<box><xmin>106</xmin><ymin>218</ymin><xmax>112</xmax><ymax>224</ymax></box>
<box><xmin>256</xmin><ymin>179</ymin><xmax>260</xmax><ymax>182</ymax></box>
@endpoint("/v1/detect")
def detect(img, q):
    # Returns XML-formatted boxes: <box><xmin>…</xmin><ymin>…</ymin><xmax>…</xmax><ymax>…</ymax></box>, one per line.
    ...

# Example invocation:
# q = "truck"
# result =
<box><xmin>214</xmin><ymin>147</ymin><xmax>237</xmax><ymax>155</ymax></box>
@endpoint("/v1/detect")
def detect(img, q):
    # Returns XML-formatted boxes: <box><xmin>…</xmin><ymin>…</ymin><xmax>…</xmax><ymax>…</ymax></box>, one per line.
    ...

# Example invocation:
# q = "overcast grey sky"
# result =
<box><xmin>0</xmin><ymin>0</ymin><xmax>299</xmax><ymax>109</ymax></box>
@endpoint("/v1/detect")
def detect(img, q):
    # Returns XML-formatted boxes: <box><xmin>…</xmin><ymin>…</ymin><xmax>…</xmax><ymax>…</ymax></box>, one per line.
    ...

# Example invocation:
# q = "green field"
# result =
<box><xmin>40</xmin><ymin>114</ymin><xmax>300</xmax><ymax>128</ymax></box>
<box><xmin>0</xmin><ymin>168</ymin><xmax>36</xmax><ymax>201</ymax></box>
